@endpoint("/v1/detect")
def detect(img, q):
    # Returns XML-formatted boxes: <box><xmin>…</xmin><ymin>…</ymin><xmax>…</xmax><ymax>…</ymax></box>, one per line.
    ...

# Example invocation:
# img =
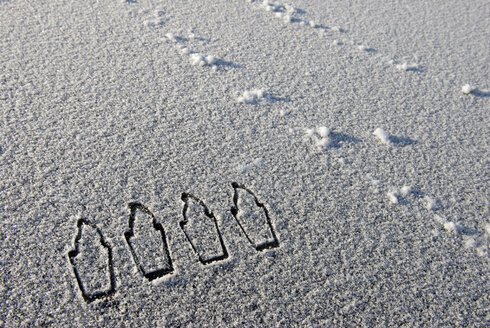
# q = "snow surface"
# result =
<box><xmin>0</xmin><ymin>0</ymin><xmax>489</xmax><ymax>326</ymax></box>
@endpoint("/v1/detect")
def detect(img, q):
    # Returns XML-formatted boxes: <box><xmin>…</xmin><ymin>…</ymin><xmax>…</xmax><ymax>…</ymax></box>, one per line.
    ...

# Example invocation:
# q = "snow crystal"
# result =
<box><xmin>461</xmin><ymin>84</ymin><xmax>473</xmax><ymax>95</ymax></box>
<box><xmin>373</xmin><ymin>128</ymin><xmax>391</xmax><ymax>145</ymax></box>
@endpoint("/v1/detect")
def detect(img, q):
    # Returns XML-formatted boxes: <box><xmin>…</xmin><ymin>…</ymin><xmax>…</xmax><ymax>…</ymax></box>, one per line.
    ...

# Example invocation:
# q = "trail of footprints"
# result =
<box><xmin>123</xmin><ymin>0</ymin><xmax>486</xmax><ymax>98</ymax></box>
<box><xmin>68</xmin><ymin>184</ymin><xmax>279</xmax><ymax>303</ymax></box>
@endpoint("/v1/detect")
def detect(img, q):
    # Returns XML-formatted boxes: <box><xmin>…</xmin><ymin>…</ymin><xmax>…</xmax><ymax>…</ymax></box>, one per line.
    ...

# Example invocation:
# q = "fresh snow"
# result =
<box><xmin>1</xmin><ymin>0</ymin><xmax>488</xmax><ymax>326</ymax></box>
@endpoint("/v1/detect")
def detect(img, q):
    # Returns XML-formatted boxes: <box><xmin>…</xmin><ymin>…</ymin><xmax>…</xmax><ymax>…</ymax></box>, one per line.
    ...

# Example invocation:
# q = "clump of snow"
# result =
<box><xmin>461</xmin><ymin>84</ymin><xmax>473</xmax><ymax>95</ymax></box>
<box><xmin>205</xmin><ymin>55</ymin><xmax>217</xmax><ymax>65</ymax></box>
<box><xmin>463</xmin><ymin>237</ymin><xmax>477</xmax><ymax>249</ymax></box>
<box><xmin>190</xmin><ymin>53</ymin><xmax>206</xmax><ymax>66</ymax></box>
<box><xmin>395</xmin><ymin>62</ymin><xmax>419</xmax><ymax>71</ymax></box>
<box><xmin>357</xmin><ymin>45</ymin><xmax>367</xmax><ymax>51</ymax></box>
<box><xmin>188</xmin><ymin>52</ymin><xmax>219</xmax><ymax>67</ymax></box>
<box><xmin>332</xmin><ymin>40</ymin><xmax>340</xmax><ymax>46</ymax></box>
<box><xmin>435</xmin><ymin>215</ymin><xmax>463</xmax><ymax>234</ymax></box>
<box><xmin>304</xmin><ymin>126</ymin><xmax>332</xmax><ymax>150</ymax></box>
<box><xmin>331</xmin><ymin>26</ymin><xmax>342</xmax><ymax>32</ymax></box>
<box><xmin>274</xmin><ymin>12</ymin><xmax>291</xmax><ymax>23</ymax></box>
<box><xmin>317</xmin><ymin>126</ymin><xmax>330</xmax><ymax>138</ymax></box>
<box><xmin>475</xmin><ymin>247</ymin><xmax>488</xmax><ymax>258</ymax></box>
<box><xmin>309</xmin><ymin>21</ymin><xmax>317</xmax><ymax>28</ymax></box>
<box><xmin>485</xmin><ymin>223</ymin><xmax>490</xmax><ymax>235</ymax></box>
<box><xmin>424</xmin><ymin>196</ymin><xmax>440</xmax><ymax>211</ymax></box>
<box><xmin>237</xmin><ymin>89</ymin><xmax>265</xmax><ymax>104</ymax></box>
<box><xmin>165</xmin><ymin>32</ymin><xmax>177</xmax><ymax>42</ymax></box>
<box><xmin>387</xmin><ymin>191</ymin><xmax>399</xmax><ymax>204</ymax></box>
<box><xmin>373</xmin><ymin>128</ymin><xmax>391</xmax><ymax>145</ymax></box>
<box><xmin>284</xmin><ymin>4</ymin><xmax>294</xmax><ymax>12</ymax></box>
<box><xmin>315</xmin><ymin>137</ymin><xmax>331</xmax><ymax>150</ymax></box>
<box><xmin>443</xmin><ymin>221</ymin><xmax>459</xmax><ymax>233</ymax></box>
<box><xmin>304</xmin><ymin>128</ymin><xmax>315</xmax><ymax>137</ymax></box>
<box><xmin>400</xmin><ymin>185</ymin><xmax>412</xmax><ymax>197</ymax></box>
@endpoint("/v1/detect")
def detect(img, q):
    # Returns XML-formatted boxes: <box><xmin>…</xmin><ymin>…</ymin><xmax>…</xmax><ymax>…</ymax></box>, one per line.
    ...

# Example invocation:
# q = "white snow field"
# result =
<box><xmin>0</xmin><ymin>0</ymin><xmax>489</xmax><ymax>326</ymax></box>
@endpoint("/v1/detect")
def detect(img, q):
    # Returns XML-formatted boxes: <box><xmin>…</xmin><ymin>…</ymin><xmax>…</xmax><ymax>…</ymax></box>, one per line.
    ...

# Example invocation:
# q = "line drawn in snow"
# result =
<box><xmin>180</xmin><ymin>193</ymin><xmax>229</xmax><ymax>264</ymax></box>
<box><xmin>68</xmin><ymin>219</ymin><xmax>116</xmax><ymax>303</ymax></box>
<box><xmin>124</xmin><ymin>202</ymin><xmax>174</xmax><ymax>281</ymax></box>
<box><xmin>231</xmin><ymin>182</ymin><xmax>280</xmax><ymax>251</ymax></box>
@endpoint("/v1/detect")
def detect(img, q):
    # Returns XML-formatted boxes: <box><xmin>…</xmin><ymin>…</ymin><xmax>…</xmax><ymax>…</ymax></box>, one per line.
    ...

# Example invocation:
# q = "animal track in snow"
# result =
<box><xmin>231</xmin><ymin>182</ymin><xmax>279</xmax><ymax>251</ymax></box>
<box><xmin>164</xmin><ymin>32</ymin><xmax>232</xmax><ymax>71</ymax></box>
<box><xmin>180</xmin><ymin>193</ymin><xmax>229</xmax><ymax>264</ymax></box>
<box><xmin>367</xmin><ymin>175</ymin><xmax>488</xmax><ymax>260</ymax></box>
<box><xmin>253</xmin><ymin>0</ymin><xmax>332</xmax><ymax>31</ymax></box>
<box><xmin>124</xmin><ymin>203</ymin><xmax>174</xmax><ymax>281</ymax></box>
<box><xmin>247</xmin><ymin>0</ymin><xmax>429</xmax><ymax>77</ymax></box>
<box><xmin>68</xmin><ymin>219</ymin><xmax>116</xmax><ymax>303</ymax></box>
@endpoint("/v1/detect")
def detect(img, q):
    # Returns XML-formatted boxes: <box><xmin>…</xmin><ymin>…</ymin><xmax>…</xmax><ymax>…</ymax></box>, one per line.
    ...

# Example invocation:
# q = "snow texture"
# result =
<box><xmin>1</xmin><ymin>0</ymin><xmax>488</xmax><ymax>326</ymax></box>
